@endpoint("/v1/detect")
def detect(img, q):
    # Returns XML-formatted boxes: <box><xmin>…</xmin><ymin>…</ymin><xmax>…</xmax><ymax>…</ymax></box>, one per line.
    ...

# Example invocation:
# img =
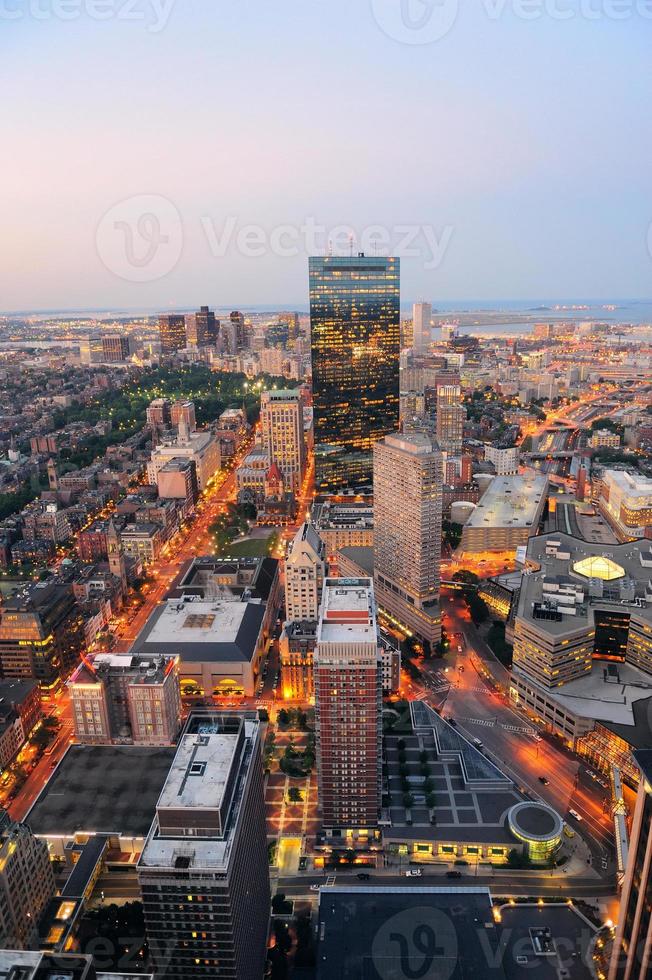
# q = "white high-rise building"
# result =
<box><xmin>412</xmin><ymin>302</ymin><xmax>432</xmax><ymax>353</ymax></box>
<box><xmin>284</xmin><ymin>523</ymin><xmax>326</xmax><ymax>622</ymax></box>
<box><xmin>373</xmin><ymin>432</ymin><xmax>443</xmax><ymax>645</ymax></box>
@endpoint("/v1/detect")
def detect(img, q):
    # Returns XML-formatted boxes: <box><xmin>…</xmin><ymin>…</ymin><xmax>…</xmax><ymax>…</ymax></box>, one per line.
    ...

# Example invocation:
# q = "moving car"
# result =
<box><xmin>356</xmin><ymin>872</ymin><xmax>370</xmax><ymax>881</ymax></box>
<box><xmin>405</xmin><ymin>868</ymin><xmax>423</xmax><ymax>877</ymax></box>
<box><xmin>446</xmin><ymin>871</ymin><xmax>462</xmax><ymax>879</ymax></box>
<box><xmin>568</xmin><ymin>808</ymin><xmax>583</xmax><ymax>822</ymax></box>
<box><xmin>538</xmin><ymin>776</ymin><xmax>549</xmax><ymax>785</ymax></box>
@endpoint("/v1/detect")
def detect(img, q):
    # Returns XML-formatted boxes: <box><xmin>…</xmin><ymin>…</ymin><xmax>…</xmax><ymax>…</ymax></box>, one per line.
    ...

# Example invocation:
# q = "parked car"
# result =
<box><xmin>356</xmin><ymin>872</ymin><xmax>370</xmax><ymax>881</ymax></box>
<box><xmin>405</xmin><ymin>868</ymin><xmax>423</xmax><ymax>877</ymax></box>
<box><xmin>446</xmin><ymin>871</ymin><xmax>462</xmax><ymax>879</ymax></box>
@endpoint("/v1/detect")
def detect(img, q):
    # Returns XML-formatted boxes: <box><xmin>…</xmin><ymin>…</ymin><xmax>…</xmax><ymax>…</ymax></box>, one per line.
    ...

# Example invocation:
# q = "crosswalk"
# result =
<box><xmin>457</xmin><ymin>715</ymin><xmax>536</xmax><ymax>736</ymax></box>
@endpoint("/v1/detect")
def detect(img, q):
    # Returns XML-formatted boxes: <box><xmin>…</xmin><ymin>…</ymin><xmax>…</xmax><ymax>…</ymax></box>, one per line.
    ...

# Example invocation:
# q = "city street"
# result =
<box><xmin>433</xmin><ymin>596</ymin><xmax>615</xmax><ymax>862</ymax></box>
<box><xmin>112</xmin><ymin>436</ymin><xmax>255</xmax><ymax>651</ymax></box>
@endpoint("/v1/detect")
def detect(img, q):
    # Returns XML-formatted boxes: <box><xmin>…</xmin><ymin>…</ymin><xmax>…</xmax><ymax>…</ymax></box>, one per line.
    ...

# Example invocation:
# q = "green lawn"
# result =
<box><xmin>224</xmin><ymin>531</ymin><xmax>278</xmax><ymax>558</ymax></box>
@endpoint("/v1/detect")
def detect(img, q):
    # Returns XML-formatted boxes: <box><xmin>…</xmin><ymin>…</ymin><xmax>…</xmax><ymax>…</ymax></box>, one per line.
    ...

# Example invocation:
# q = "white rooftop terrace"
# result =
<box><xmin>144</xmin><ymin>597</ymin><xmax>248</xmax><ymax>646</ymax></box>
<box><xmin>317</xmin><ymin>578</ymin><xmax>378</xmax><ymax>646</ymax></box>
<box><xmin>466</xmin><ymin>473</ymin><xmax>548</xmax><ymax>529</ymax></box>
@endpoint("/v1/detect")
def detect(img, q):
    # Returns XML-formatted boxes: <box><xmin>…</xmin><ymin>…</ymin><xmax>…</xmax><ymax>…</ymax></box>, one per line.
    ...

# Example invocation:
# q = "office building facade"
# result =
<box><xmin>309</xmin><ymin>255</ymin><xmax>400</xmax><ymax>493</ymax></box>
<box><xmin>101</xmin><ymin>334</ymin><xmax>131</xmax><ymax>362</ymax></box>
<box><xmin>284</xmin><ymin>523</ymin><xmax>326</xmax><ymax>622</ymax></box>
<box><xmin>187</xmin><ymin>305</ymin><xmax>218</xmax><ymax>347</ymax></box>
<box><xmin>436</xmin><ymin>383</ymin><xmax>465</xmax><ymax>455</ymax></box>
<box><xmin>156</xmin><ymin>457</ymin><xmax>200</xmax><ymax>511</ymax></box>
<box><xmin>260</xmin><ymin>388</ymin><xmax>306</xmax><ymax>494</ymax></box>
<box><xmin>0</xmin><ymin>582</ymin><xmax>84</xmax><ymax>693</ymax></box>
<box><xmin>158</xmin><ymin>314</ymin><xmax>187</xmax><ymax>355</ymax></box>
<box><xmin>0</xmin><ymin>811</ymin><xmax>55</xmax><ymax>949</ymax></box>
<box><xmin>138</xmin><ymin>713</ymin><xmax>270</xmax><ymax>980</ymax></box>
<box><xmin>373</xmin><ymin>432</ymin><xmax>443</xmax><ymax>645</ymax></box>
<box><xmin>610</xmin><ymin>750</ymin><xmax>652</xmax><ymax>980</ymax></box>
<box><xmin>314</xmin><ymin>578</ymin><xmax>381</xmax><ymax>831</ymax></box>
<box><xmin>412</xmin><ymin>301</ymin><xmax>432</xmax><ymax>353</ymax></box>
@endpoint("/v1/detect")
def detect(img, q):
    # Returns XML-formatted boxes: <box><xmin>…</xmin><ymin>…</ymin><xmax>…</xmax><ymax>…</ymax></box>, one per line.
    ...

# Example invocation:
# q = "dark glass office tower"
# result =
<box><xmin>309</xmin><ymin>254</ymin><xmax>400</xmax><ymax>494</ymax></box>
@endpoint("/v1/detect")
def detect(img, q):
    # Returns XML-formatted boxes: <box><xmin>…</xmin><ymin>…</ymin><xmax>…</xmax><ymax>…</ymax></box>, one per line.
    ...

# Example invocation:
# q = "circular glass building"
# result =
<box><xmin>507</xmin><ymin>801</ymin><xmax>564</xmax><ymax>863</ymax></box>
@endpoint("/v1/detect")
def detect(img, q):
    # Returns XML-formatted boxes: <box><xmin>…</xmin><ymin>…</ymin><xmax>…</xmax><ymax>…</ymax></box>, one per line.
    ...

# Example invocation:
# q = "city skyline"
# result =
<box><xmin>2</xmin><ymin>3</ymin><xmax>652</xmax><ymax>976</ymax></box>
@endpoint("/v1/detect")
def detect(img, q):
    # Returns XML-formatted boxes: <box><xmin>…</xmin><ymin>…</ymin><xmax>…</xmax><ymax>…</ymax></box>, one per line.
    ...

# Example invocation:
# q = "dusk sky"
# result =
<box><xmin>2</xmin><ymin>0</ymin><xmax>651</xmax><ymax>311</ymax></box>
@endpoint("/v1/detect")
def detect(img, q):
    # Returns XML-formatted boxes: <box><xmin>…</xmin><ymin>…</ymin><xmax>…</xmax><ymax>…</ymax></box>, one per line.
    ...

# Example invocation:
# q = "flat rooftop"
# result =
<box><xmin>68</xmin><ymin>652</ymin><xmax>173</xmax><ymax>686</ymax></box>
<box><xmin>338</xmin><ymin>545</ymin><xmax>375</xmax><ymax>577</ymax></box>
<box><xmin>316</xmin><ymin>886</ymin><xmax>506</xmax><ymax>980</ymax></box>
<box><xmin>158</xmin><ymin>730</ymin><xmax>239</xmax><ymax>811</ymax></box>
<box><xmin>384</xmin><ymin>431</ymin><xmax>437</xmax><ymax>455</ymax></box>
<box><xmin>497</xmin><ymin>904</ymin><xmax>595</xmax><ymax>980</ymax></box>
<box><xmin>139</xmin><ymin>715</ymin><xmax>260</xmax><ymax>873</ymax></box>
<box><xmin>517</xmin><ymin>532</ymin><xmax>652</xmax><ymax>635</ymax></box>
<box><xmin>312</xmin><ymin>501</ymin><xmax>374</xmax><ymax>529</ymax></box>
<box><xmin>465</xmin><ymin>473</ymin><xmax>548</xmax><ymax>529</ymax></box>
<box><xmin>26</xmin><ymin>745</ymin><xmax>175</xmax><ymax>838</ymax></box>
<box><xmin>317</xmin><ymin>577</ymin><xmax>377</xmax><ymax>645</ymax></box>
<box><xmin>133</xmin><ymin>596</ymin><xmax>265</xmax><ymax>663</ymax></box>
<box><xmin>529</xmin><ymin>659</ymin><xmax>652</xmax><ymax>727</ymax></box>
<box><xmin>603</xmin><ymin>468</ymin><xmax>652</xmax><ymax>496</ymax></box>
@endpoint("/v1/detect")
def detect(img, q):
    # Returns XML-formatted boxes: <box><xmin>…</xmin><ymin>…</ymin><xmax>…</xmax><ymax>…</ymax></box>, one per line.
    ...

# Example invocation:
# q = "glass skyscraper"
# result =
<box><xmin>309</xmin><ymin>254</ymin><xmax>400</xmax><ymax>494</ymax></box>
